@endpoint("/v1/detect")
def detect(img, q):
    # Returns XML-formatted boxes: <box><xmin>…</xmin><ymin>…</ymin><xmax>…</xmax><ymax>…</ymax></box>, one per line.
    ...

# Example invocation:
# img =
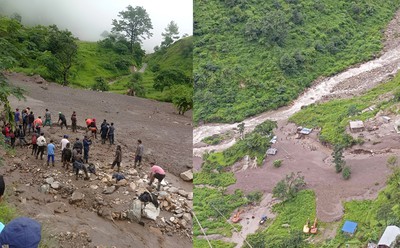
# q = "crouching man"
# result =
<box><xmin>73</xmin><ymin>159</ymin><xmax>89</xmax><ymax>181</ymax></box>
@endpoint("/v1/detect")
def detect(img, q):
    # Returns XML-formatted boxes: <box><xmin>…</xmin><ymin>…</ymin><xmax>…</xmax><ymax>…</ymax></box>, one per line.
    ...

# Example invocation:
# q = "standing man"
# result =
<box><xmin>83</xmin><ymin>135</ymin><xmax>92</xmax><ymax>163</ymax></box>
<box><xmin>148</xmin><ymin>162</ymin><xmax>165</xmax><ymax>191</ymax></box>
<box><xmin>60</xmin><ymin>135</ymin><xmax>69</xmax><ymax>162</ymax></box>
<box><xmin>14</xmin><ymin>108</ymin><xmax>21</xmax><ymax>129</ymax></box>
<box><xmin>22</xmin><ymin>109</ymin><xmax>28</xmax><ymax>135</ymax></box>
<box><xmin>36</xmin><ymin>133</ymin><xmax>46</xmax><ymax>160</ymax></box>
<box><xmin>100</xmin><ymin>120</ymin><xmax>109</xmax><ymax>144</ymax></box>
<box><xmin>134</xmin><ymin>139</ymin><xmax>144</xmax><ymax>168</ymax></box>
<box><xmin>28</xmin><ymin>111</ymin><xmax>35</xmax><ymax>134</ymax></box>
<box><xmin>111</xmin><ymin>145</ymin><xmax>122</xmax><ymax>172</ymax></box>
<box><xmin>73</xmin><ymin>137</ymin><xmax>83</xmax><ymax>154</ymax></box>
<box><xmin>58</xmin><ymin>112</ymin><xmax>67</xmax><ymax>129</ymax></box>
<box><xmin>31</xmin><ymin>133</ymin><xmax>38</xmax><ymax>155</ymax></box>
<box><xmin>33</xmin><ymin>116</ymin><xmax>43</xmax><ymax>135</ymax></box>
<box><xmin>43</xmin><ymin>109</ymin><xmax>52</xmax><ymax>127</ymax></box>
<box><xmin>107</xmin><ymin>122</ymin><xmax>115</xmax><ymax>145</ymax></box>
<box><xmin>47</xmin><ymin>139</ymin><xmax>55</xmax><ymax>166</ymax></box>
<box><xmin>62</xmin><ymin>143</ymin><xmax>72</xmax><ymax>170</ymax></box>
<box><xmin>71</xmin><ymin>111</ymin><xmax>77</xmax><ymax>132</ymax></box>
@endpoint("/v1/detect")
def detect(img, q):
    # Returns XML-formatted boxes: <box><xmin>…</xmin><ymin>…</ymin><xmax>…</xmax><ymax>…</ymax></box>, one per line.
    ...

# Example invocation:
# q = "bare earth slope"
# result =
<box><xmin>1</xmin><ymin>72</ymin><xmax>193</xmax><ymax>248</ymax></box>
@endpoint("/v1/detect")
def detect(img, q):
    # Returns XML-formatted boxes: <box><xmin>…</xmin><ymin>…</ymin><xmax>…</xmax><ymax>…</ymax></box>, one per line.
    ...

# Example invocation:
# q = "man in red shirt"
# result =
<box><xmin>148</xmin><ymin>162</ymin><xmax>165</xmax><ymax>191</ymax></box>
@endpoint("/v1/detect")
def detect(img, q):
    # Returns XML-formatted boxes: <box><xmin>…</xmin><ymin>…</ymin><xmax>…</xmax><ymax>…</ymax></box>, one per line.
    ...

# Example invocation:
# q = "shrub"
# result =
<box><xmin>92</xmin><ymin>77</ymin><xmax>109</xmax><ymax>91</ymax></box>
<box><xmin>387</xmin><ymin>155</ymin><xmax>398</xmax><ymax>167</ymax></box>
<box><xmin>273</xmin><ymin>159</ymin><xmax>282</xmax><ymax>168</ymax></box>
<box><xmin>342</xmin><ymin>166</ymin><xmax>351</xmax><ymax>180</ymax></box>
<box><xmin>246</xmin><ymin>191</ymin><xmax>263</xmax><ymax>203</ymax></box>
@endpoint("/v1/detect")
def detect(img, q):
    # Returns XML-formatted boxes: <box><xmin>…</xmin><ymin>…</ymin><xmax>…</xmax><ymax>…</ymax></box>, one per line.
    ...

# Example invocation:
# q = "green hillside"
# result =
<box><xmin>146</xmin><ymin>36</ymin><xmax>193</xmax><ymax>75</ymax></box>
<box><xmin>111</xmin><ymin>36</ymin><xmax>194</xmax><ymax>101</ymax></box>
<box><xmin>194</xmin><ymin>0</ymin><xmax>400</xmax><ymax>123</ymax></box>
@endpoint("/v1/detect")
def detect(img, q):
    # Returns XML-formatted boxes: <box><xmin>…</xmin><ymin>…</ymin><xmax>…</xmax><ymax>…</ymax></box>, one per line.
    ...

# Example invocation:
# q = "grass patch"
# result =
<box><xmin>246</xmin><ymin>190</ymin><xmax>316</xmax><ymax>247</ymax></box>
<box><xmin>290</xmin><ymin>75</ymin><xmax>400</xmax><ymax>147</ymax></box>
<box><xmin>193</xmin><ymin>238</ymin><xmax>236</xmax><ymax>248</ymax></box>
<box><xmin>193</xmin><ymin>187</ymin><xmax>249</xmax><ymax>237</ymax></box>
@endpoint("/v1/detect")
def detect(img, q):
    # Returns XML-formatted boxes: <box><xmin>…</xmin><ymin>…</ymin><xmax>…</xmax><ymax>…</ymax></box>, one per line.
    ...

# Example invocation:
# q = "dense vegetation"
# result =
<box><xmin>290</xmin><ymin>74</ymin><xmax>400</xmax><ymax>147</ymax></box>
<box><xmin>194</xmin><ymin>0</ymin><xmax>400</xmax><ymax>123</ymax></box>
<box><xmin>0</xmin><ymin>14</ymin><xmax>193</xmax><ymax>114</ymax></box>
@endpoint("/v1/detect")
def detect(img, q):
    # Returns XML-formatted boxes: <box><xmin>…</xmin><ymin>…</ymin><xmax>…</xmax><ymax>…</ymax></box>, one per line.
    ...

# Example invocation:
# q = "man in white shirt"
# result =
<box><xmin>36</xmin><ymin>133</ymin><xmax>47</xmax><ymax>160</ymax></box>
<box><xmin>60</xmin><ymin>135</ymin><xmax>70</xmax><ymax>162</ymax></box>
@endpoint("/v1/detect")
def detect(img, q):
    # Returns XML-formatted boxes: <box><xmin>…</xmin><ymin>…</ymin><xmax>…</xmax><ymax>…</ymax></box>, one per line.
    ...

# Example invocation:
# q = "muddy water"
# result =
<box><xmin>193</xmin><ymin>39</ymin><xmax>400</xmax><ymax>155</ymax></box>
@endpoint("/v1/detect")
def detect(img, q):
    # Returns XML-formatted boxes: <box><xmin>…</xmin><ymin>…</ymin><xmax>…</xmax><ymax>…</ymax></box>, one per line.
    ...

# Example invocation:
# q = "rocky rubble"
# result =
<box><xmin>28</xmin><ymin>159</ymin><xmax>194</xmax><ymax>238</ymax></box>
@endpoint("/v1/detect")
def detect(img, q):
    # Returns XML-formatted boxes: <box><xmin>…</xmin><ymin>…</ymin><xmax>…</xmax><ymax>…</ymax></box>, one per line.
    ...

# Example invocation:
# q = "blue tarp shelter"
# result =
<box><xmin>342</xmin><ymin>220</ymin><xmax>358</xmax><ymax>235</ymax></box>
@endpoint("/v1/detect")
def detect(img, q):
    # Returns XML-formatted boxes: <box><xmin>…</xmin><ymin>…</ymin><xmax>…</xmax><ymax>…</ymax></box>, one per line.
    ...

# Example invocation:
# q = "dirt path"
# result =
<box><xmin>2</xmin><ymin>73</ymin><xmax>193</xmax><ymax>247</ymax></box>
<box><xmin>224</xmin><ymin>194</ymin><xmax>277</xmax><ymax>248</ymax></box>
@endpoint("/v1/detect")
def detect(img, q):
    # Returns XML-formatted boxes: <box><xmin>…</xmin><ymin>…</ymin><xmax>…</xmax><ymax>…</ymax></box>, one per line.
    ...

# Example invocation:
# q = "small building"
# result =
<box><xmin>342</xmin><ymin>220</ymin><xmax>358</xmax><ymax>236</ymax></box>
<box><xmin>382</xmin><ymin>116</ymin><xmax>391</xmax><ymax>123</ymax></box>
<box><xmin>300</xmin><ymin>128</ymin><xmax>313</xmax><ymax>135</ymax></box>
<box><xmin>378</xmin><ymin>225</ymin><xmax>400</xmax><ymax>248</ymax></box>
<box><xmin>349</xmin><ymin>121</ymin><xmax>365</xmax><ymax>133</ymax></box>
<box><xmin>266</xmin><ymin>148</ymin><xmax>277</xmax><ymax>155</ymax></box>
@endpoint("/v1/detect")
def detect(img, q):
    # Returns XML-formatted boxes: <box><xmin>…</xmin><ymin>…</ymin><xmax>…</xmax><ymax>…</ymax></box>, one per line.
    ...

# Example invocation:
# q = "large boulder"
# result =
<box><xmin>142</xmin><ymin>203</ymin><xmax>160</xmax><ymax>221</ymax></box>
<box><xmin>180</xmin><ymin>170</ymin><xmax>193</xmax><ymax>181</ymax></box>
<box><xmin>127</xmin><ymin>199</ymin><xmax>142</xmax><ymax>223</ymax></box>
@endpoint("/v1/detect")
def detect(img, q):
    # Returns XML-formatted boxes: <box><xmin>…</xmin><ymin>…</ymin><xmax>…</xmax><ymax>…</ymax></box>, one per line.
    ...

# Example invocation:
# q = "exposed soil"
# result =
<box><xmin>1</xmin><ymin>72</ymin><xmax>193</xmax><ymax>248</ymax></box>
<box><xmin>227</xmin><ymin>120</ymin><xmax>399</xmax><ymax>222</ymax></box>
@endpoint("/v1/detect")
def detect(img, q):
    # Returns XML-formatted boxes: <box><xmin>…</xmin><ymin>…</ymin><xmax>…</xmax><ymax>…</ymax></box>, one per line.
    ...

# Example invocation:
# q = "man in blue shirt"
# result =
<box><xmin>83</xmin><ymin>135</ymin><xmax>92</xmax><ymax>163</ymax></box>
<box><xmin>47</xmin><ymin>139</ymin><xmax>55</xmax><ymax>166</ymax></box>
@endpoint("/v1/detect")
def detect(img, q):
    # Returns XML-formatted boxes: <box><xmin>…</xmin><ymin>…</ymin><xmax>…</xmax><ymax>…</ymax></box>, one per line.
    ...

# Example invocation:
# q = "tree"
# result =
<box><xmin>111</xmin><ymin>5</ymin><xmax>153</xmax><ymax>53</ymax></box>
<box><xmin>377</xmin><ymin>203</ymin><xmax>395</xmax><ymax>226</ymax></box>
<box><xmin>332</xmin><ymin>145</ymin><xmax>345</xmax><ymax>173</ymax></box>
<box><xmin>161</xmin><ymin>21</ymin><xmax>180</xmax><ymax>48</ymax></box>
<box><xmin>272</xmin><ymin>172</ymin><xmax>306</xmax><ymax>201</ymax></box>
<box><xmin>46</xmin><ymin>25</ymin><xmax>78</xmax><ymax>85</ymax></box>
<box><xmin>0</xmin><ymin>74</ymin><xmax>24</xmax><ymax>130</ymax></box>
<box><xmin>92</xmin><ymin>77</ymin><xmax>109</xmax><ymax>91</ymax></box>
<box><xmin>169</xmin><ymin>85</ymin><xmax>193</xmax><ymax>115</ymax></box>
<box><xmin>126</xmin><ymin>72</ymin><xmax>145</xmax><ymax>97</ymax></box>
<box><xmin>153</xmin><ymin>69</ymin><xmax>191</xmax><ymax>92</ymax></box>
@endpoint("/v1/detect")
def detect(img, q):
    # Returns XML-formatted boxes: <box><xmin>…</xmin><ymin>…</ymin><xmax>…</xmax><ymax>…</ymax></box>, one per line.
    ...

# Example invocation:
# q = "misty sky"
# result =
<box><xmin>0</xmin><ymin>0</ymin><xmax>193</xmax><ymax>53</ymax></box>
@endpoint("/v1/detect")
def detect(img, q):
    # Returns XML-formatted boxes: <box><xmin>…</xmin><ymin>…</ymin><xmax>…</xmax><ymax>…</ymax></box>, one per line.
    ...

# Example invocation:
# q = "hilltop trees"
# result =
<box><xmin>45</xmin><ymin>25</ymin><xmax>78</xmax><ymax>85</ymax></box>
<box><xmin>161</xmin><ymin>21</ymin><xmax>180</xmax><ymax>49</ymax></box>
<box><xmin>112</xmin><ymin>5</ymin><xmax>153</xmax><ymax>54</ymax></box>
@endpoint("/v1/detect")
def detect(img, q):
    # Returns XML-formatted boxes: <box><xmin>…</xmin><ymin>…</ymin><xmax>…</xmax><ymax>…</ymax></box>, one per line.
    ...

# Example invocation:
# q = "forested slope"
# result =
<box><xmin>194</xmin><ymin>0</ymin><xmax>400</xmax><ymax>123</ymax></box>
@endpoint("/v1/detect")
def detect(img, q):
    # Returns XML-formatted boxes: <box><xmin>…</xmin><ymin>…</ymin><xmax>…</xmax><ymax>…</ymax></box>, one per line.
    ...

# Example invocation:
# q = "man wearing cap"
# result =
<box><xmin>58</xmin><ymin>112</ymin><xmax>67</xmax><ymax>129</ymax></box>
<box><xmin>60</xmin><ymin>135</ymin><xmax>70</xmax><ymax>162</ymax></box>
<box><xmin>43</xmin><ymin>109</ymin><xmax>51</xmax><ymax>127</ymax></box>
<box><xmin>148</xmin><ymin>162</ymin><xmax>166</xmax><ymax>191</ymax></box>
<box><xmin>0</xmin><ymin>217</ymin><xmax>42</xmax><ymax>247</ymax></box>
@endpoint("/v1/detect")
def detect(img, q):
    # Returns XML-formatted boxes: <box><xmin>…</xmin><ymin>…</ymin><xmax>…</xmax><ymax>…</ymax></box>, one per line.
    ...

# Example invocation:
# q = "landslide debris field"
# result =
<box><xmin>1</xmin><ymin>72</ymin><xmax>193</xmax><ymax>248</ymax></box>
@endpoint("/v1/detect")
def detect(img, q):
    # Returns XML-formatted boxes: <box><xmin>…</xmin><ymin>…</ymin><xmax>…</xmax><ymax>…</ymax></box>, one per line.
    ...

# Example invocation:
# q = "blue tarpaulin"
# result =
<box><xmin>342</xmin><ymin>220</ymin><xmax>358</xmax><ymax>234</ymax></box>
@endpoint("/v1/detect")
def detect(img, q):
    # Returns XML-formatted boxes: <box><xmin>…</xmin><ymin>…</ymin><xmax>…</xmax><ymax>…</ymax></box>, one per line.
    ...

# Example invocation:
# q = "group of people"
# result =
<box><xmin>2</xmin><ymin>107</ymin><xmax>167</xmax><ymax>191</ymax></box>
